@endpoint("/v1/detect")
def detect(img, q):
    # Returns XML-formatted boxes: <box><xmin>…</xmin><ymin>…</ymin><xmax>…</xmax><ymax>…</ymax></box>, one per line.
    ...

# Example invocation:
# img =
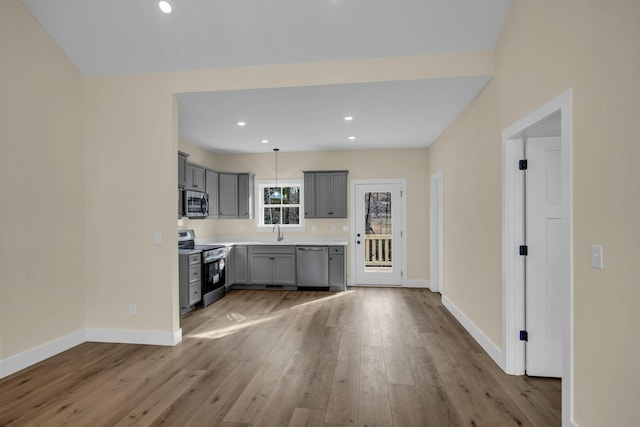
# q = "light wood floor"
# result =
<box><xmin>0</xmin><ymin>288</ymin><xmax>561</xmax><ymax>426</ymax></box>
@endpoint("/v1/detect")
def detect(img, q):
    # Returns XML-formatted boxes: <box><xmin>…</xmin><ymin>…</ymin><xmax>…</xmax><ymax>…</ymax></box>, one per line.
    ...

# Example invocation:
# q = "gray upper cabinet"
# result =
<box><xmin>178</xmin><ymin>152</ymin><xmax>188</xmax><ymax>188</ymax></box>
<box><xmin>178</xmin><ymin>151</ymin><xmax>254</xmax><ymax>220</ymax></box>
<box><xmin>185</xmin><ymin>162</ymin><xmax>206</xmax><ymax>191</ymax></box>
<box><xmin>219</xmin><ymin>172</ymin><xmax>254</xmax><ymax>219</ymax></box>
<box><xmin>238</xmin><ymin>173</ymin><xmax>254</xmax><ymax>219</ymax></box>
<box><xmin>304</xmin><ymin>171</ymin><xmax>348</xmax><ymax>218</ymax></box>
<box><xmin>303</xmin><ymin>173</ymin><xmax>315</xmax><ymax>217</ymax></box>
<box><xmin>205</xmin><ymin>170</ymin><xmax>219</xmax><ymax>219</ymax></box>
<box><xmin>219</xmin><ymin>173</ymin><xmax>238</xmax><ymax>218</ymax></box>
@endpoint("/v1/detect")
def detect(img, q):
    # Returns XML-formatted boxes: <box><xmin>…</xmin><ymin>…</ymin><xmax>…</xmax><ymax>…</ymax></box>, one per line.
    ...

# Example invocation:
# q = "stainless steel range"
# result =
<box><xmin>178</xmin><ymin>229</ymin><xmax>226</xmax><ymax>308</ymax></box>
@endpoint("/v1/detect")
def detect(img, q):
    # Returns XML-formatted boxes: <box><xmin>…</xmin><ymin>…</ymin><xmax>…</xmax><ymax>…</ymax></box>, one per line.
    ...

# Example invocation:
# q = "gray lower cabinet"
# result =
<box><xmin>303</xmin><ymin>171</ymin><xmax>348</xmax><ymax>218</ymax></box>
<box><xmin>249</xmin><ymin>254</ymin><xmax>272</xmax><ymax>285</ymax></box>
<box><xmin>249</xmin><ymin>246</ymin><xmax>296</xmax><ymax>286</ymax></box>
<box><xmin>179</xmin><ymin>252</ymin><xmax>202</xmax><ymax>314</ymax></box>
<box><xmin>328</xmin><ymin>246</ymin><xmax>346</xmax><ymax>291</ymax></box>
<box><xmin>227</xmin><ymin>245</ymin><xmax>248</xmax><ymax>286</ymax></box>
<box><xmin>205</xmin><ymin>170</ymin><xmax>219</xmax><ymax>219</ymax></box>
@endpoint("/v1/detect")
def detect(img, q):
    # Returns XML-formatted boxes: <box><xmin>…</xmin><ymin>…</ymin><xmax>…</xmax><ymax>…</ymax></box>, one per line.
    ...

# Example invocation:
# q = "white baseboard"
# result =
<box><xmin>0</xmin><ymin>328</ymin><xmax>183</xmax><ymax>380</ymax></box>
<box><xmin>346</xmin><ymin>278</ymin><xmax>431</xmax><ymax>289</ymax></box>
<box><xmin>442</xmin><ymin>295</ymin><xmax>505</xmax><ymax>371</ymax></box>
<box><xmin>86</xmin><ymin>328</ymin><xmax>183</xmax><ymax>346</ymax></box>
<box><xmin>404</xmin><ymin>279</ymin><xmax>430</xmax><ymax>289</ymax></box>
<box><xmin>0</xmin><ymin>330</ymin><xmax>86</xmax><ymax>379</ymax></box>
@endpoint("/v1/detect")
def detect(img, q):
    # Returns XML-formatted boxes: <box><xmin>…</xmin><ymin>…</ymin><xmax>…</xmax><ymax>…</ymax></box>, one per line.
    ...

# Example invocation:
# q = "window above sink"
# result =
<box><xmin>255</xmin><ymin>179</ymin><xmax>305</xmax><ymax>232</ymax></box>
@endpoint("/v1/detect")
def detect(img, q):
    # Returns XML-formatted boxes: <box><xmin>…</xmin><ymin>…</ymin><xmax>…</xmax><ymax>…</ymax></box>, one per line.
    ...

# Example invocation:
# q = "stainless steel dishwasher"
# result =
<box><xmin>296</xmin><ymin>246</ymin><xmax>329</xmax><ymax>288</ymax></box>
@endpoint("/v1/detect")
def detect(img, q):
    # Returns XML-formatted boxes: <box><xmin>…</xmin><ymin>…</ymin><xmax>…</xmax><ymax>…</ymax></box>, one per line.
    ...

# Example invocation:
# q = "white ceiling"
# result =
<box><xmin>178</xmin><ymin>76</ymin><xmax>491</xmax><ymax>153</ymax></box>
<box><xmin>22</xmin><ymin>0</ymin><xmax>511</xmax><ymax>153</ymax></box>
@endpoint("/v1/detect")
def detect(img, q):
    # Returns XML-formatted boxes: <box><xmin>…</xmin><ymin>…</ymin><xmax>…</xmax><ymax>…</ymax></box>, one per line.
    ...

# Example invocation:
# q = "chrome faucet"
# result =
<box><xmin>273</xmin><ymin>224</ymin><xmax>284</xmax><ymax>241</ymax></box>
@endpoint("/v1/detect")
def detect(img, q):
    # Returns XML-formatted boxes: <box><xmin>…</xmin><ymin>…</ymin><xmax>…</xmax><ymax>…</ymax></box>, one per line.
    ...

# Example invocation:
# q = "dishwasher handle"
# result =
<box><xmin>297</xmin><ymin>247</ymin><xmax>328</xmax><ymax>251</ymax></box>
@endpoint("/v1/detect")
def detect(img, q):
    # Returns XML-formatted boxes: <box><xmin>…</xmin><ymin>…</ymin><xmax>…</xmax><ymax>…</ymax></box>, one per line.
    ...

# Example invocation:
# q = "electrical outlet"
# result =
<box><xmin>342</xmin><ymin>225</ymin><xmax>348</xmax><ymax>232</ymax></box>
<box><xmin>591</xmin><ymin>244</ymin><xmax>603</xmax><ymax>269</ymax></box>
<box><xmin>311</xmin><ymin>225</ymin><xmax>317</xmax><ymax>232</ymax></box>
<box><xmin>129</xmin><ymin>304</ymin><xmax>137</xmax><ymax>316</ymax></box>
<box><xmin>331</xmin><ymin>225</ymin><xmax>336</xmax><ymax>232</ymax></box>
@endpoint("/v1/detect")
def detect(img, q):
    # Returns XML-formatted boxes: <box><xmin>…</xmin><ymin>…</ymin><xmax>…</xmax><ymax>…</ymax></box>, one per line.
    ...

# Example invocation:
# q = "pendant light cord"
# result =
<box><xmin>274</xmin><ymin>148</ymin><xmax>279</xmax><ymax>191</ymax></box>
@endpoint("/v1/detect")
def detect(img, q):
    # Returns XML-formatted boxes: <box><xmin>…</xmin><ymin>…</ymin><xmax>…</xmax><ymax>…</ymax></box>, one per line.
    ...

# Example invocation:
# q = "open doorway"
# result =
<box><xmin>430</xmin><ymin>170</ymin><xmax>444</xmax><ymax>294</ymax></box>
<box><xmin>502</xmin><ymin>90</ymin><xmax>574</xmax><ymax>425</ymax></box>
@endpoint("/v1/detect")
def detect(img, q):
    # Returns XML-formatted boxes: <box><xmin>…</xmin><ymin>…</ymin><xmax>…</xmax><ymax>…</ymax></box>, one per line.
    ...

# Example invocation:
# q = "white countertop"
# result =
<box><xmin>195</xmin><ymin>236</ymin><xmax>348</xmax><ymax>247</ymax></box>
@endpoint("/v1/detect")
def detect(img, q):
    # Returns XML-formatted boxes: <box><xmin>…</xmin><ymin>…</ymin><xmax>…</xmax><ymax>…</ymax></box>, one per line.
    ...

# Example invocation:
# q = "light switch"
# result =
<box><xmin>153</xmin><ymin>232</ymin><xmax>162</xmax><ymax>244</ymax></box>
<box><xmin>591</xmin><ymin>244</ymin><xmax>603</xmax><ymax>269</ymax></box>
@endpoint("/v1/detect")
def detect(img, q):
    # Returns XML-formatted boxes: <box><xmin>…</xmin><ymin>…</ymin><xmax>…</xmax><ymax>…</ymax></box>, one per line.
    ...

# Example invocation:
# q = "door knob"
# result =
<box><xmin>357</xmin><ymin>240</ymin><xmax>361</xmax><ymax>244</ymax></box>
<box><xmin>357</xmin><ymin>233</ymin><xmax>361</xmax><ymax>237</ymax></box>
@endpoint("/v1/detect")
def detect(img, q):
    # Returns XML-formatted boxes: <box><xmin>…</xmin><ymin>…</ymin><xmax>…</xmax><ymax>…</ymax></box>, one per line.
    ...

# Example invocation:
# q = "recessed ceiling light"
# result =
<box><xmin>158</xmin><ymin>1</ymin><xmax>172</xmax><ymax>14</ymax></box>
<box><xmin>236</xmin><ymin>121</ymin><xmax>246</xmax><ymax>126</ymax></box>
<box><xmin>261</xmin><ymin>139</ymin><xmax>269</xmax><ymax>144</ymax></box>
<box><xmin>344</xmin><ymin>116</ymin><xmax>353</xmax><ymax>121</ymax></box>
<box><xmin>348</xmin><ymin>136</ymin><xmax>356</xmax><ymax>140</ymax></box>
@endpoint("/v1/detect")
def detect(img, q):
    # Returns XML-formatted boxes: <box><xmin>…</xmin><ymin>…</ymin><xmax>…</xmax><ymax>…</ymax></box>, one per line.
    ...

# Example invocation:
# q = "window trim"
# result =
<box><xmin>255</xmin><ymin>179</ymin><xmax>305</xmax><ymax>232</ymax></box>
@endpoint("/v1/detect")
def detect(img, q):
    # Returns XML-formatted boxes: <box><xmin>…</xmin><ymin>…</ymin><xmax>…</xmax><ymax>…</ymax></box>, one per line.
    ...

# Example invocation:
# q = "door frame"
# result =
<box><xmin>350</xmin><ymin>179</ymin><xmax>407</xmax><ymax>287</ymax></box>
<box><xmin>430</xmin><ymin>170</ymin><xmax>444</xmax><ymax>294</ymax></box>
<box><xmin>501</xmin><ymin>90</ymin><xmax>574</xmax><ymax>425</ymax></box>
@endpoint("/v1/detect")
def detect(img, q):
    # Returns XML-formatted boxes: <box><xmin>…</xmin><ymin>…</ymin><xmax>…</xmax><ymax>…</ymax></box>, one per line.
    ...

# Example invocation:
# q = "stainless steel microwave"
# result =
<box><xmin>184</xmin><ymin>190</ymin><xmax>209</xmax><ymax>218</ymax></box>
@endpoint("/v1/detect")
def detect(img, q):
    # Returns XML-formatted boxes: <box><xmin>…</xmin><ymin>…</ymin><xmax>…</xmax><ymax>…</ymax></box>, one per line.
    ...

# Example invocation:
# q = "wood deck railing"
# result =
<box><xmin>364</xmin><ymin>234</ymin><xmax>392</xmax><ymax>267</ymax></box>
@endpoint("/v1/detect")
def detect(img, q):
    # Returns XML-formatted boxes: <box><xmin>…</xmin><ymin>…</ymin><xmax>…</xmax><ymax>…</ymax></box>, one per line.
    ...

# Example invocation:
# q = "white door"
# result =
<box><xmin>526</xmin><ymin>136</ymin><xmax>563</xmax><ymax>377</ymax></box>
<box><xmin>354</xmin><ymin>183</ymin><xmax>403</xmax><ymax>286</ymax></box>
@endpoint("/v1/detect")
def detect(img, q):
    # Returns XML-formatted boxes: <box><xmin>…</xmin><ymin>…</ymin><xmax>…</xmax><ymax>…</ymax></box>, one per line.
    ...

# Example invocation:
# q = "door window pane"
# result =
<box><xmin>363</xmin><ymin>192</ymin><xmax>392</xmax><ymax>270</ymax></box>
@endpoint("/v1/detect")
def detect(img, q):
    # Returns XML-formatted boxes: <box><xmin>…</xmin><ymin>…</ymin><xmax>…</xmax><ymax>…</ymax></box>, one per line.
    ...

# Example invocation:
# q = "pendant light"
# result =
<box><xmin>270</xmin><ymin>148</ymin><xmax>281</xmax><ymax>200</ymax></box>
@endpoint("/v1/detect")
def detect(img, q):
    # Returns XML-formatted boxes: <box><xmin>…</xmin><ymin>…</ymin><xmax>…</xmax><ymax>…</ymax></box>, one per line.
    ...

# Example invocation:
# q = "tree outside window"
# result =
<box><xmin>257</xmin><ymin>181</ymin><xmax>304</xmax><ymax>229</ymax></box>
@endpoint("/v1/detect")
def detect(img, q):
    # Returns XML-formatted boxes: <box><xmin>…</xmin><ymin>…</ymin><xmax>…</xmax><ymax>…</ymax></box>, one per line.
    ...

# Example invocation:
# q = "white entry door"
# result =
<box><xmin>526</xmin><ymin>136</ymin><xmax>563</xmax><ymax>377</ymax></box>
<box><xmin>354</xmin><ymin>183</ymin><xmax>403</xmax><ymax>286</ymax></box>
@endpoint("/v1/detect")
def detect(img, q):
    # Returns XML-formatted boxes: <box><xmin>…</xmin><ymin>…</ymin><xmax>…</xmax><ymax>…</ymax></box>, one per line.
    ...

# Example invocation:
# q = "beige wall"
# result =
<box><xmin>178</xmin><ymin>146</ymin><xmax>430</xmax><ymax>281</ymax></box>
<box><xmin>9</xmin><ymin>0</ymin><xmax>639</xmax><ymax>423</ymax></box>
<box><xmin>0</xmin><ymin>0</ymin><xmax>86</xmax><ymax>360</ymax></box>
<box><xmin>429</xmin><ymin>0</ymin><xmax>640</xmax><ymax>424</ymax></box>
<box><xmin>82</xmin><ymin>52</ymin><xmax>476</xmax><ymax>341</ymax></box>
